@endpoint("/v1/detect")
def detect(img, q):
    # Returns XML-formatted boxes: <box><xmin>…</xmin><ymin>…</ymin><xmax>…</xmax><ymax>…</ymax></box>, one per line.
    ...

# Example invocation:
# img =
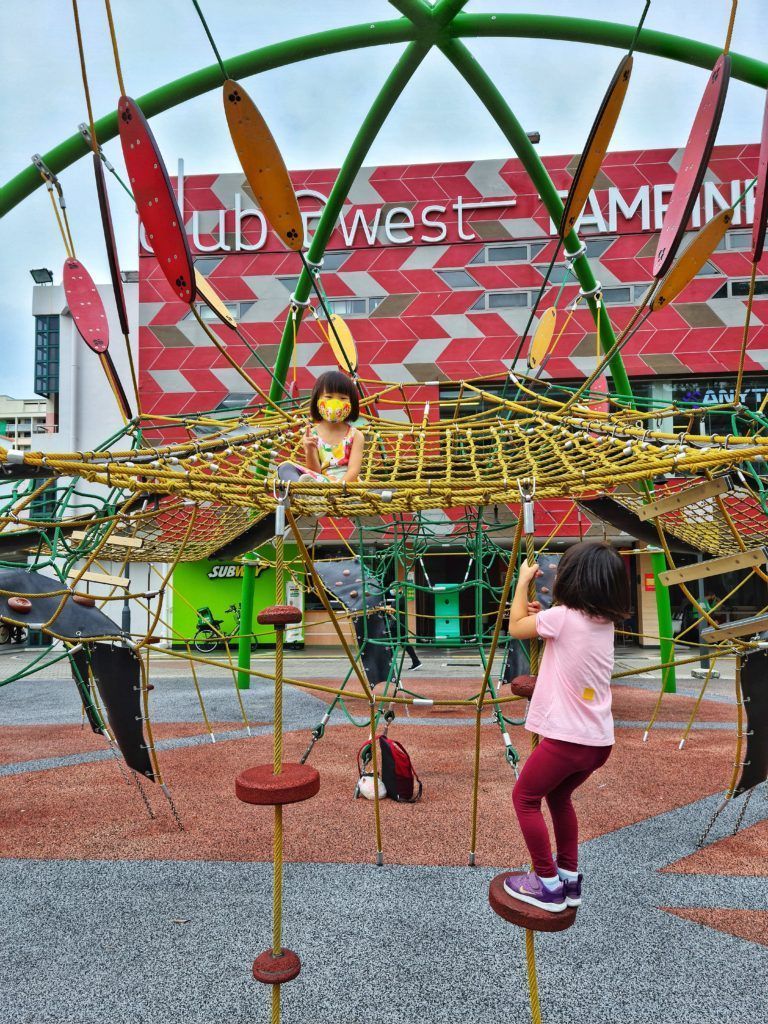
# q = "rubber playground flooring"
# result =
<box><xmin>0</xmin><ymin>661</ymin><xmax>765</xmax><ymax>1024</ymax></box>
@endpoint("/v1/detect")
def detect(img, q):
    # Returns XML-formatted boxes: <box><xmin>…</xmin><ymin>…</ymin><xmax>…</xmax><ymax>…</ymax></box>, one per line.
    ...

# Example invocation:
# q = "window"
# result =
<box><xmin>213</xmin><ymin>393</ymin><xmax>254</xmax><ymax>413</ymax></box>
<box><xmin>321</xmin><ymin>251</ymin><xmax>351</xmax><ymax>272</ymax></box>
<box><xmin>278</xmin><ymin>276</ymin><xmax>301</xmax><ymax>293</ymax></box>
<box><xmin>30</xmin><ymin>482</ymin><xmax>58</xmax><ymax>522</ymax></box>
<box><xmin>194</xmin><ymin>257</ymin><xmax>224</xmax><ymax>276</ymax></box>
<box><xmin>470</xmin><ymin>241</ymin><xmax>546</xmax><ymax>265</ymax></box>
<box><xmin>695</xmin><ymin>260</ymin><xmax>722</xmax><ymax>277</ymax></box>
<box><xmin>186</xmin><ymin>302</ymin><xmax>240</xmax><ymax>321</ymax></box>
<box><xmin>534</xmin><ymin>265</ymin><xmax>573</xmax><ymax>284</ymax></box>
<box><xmin>487</xmin><ymin>291</ymin><xmax>530</xmax><ymax>309</ymax></box>
<box><xmin>324</xmin><ymin>296</ymin><xmax>383</xmax><ymax>317</ymax></box>
<box><xmin>584</xmin><ymin>236</ymin><xmax>616</xmax><ymax>257</ymax></box>
<box><xmin>712</xmin><ymin>278</ymin><xmax>768</xmax><ymax>300</ymax></box>
<box><xmin>601</xmin><ymin>286</ymin><xmax>632</xmax><ymax>305</ymax></box>
<box><xmin>436</xmin><ymin>269</ymin><xmax>479</xmax><ymax>289</ymax></box>
<box><xmin>34</xmin><ymin>315</ymin><xmax>60</xmax><ymax>397</ymax></box>
<box><xmin>470</xmin><ymin>290</ymin><xmax>536</xmax><ymax>311</ymax></box>
<box><xmin>715</xmin><ymin>230</ymin><xmax>752</xmax><ymax>252</ymax></box>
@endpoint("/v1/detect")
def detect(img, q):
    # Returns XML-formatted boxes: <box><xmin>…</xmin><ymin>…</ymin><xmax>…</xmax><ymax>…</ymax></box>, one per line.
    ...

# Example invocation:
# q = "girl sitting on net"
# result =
<box><xmin>504</xmin><ymin>541</ymin><xmax>630</xmax><ymax>913</ymax></box>
<box><xmin>279</xmin><ymin>370</ymin><xmax>364</xmax><ymax>484</ymax></box>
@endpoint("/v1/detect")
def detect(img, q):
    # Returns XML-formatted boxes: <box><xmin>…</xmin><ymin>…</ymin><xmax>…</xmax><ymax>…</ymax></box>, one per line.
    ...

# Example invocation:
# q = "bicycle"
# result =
<box><xmin>0</xmin><ymin>623</ymin><xmax>28</xmax><ymax>647</ymax></box>
<box><xmin>193</xmin><ymin>603</ymin><xmax>241</xmax><ymax>654</ymax></box>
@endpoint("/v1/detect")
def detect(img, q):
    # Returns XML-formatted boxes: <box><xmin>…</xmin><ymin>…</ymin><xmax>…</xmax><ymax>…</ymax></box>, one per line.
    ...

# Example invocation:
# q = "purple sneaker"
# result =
<box><xmin>561</xmin><ymin>873</ymin><xmax>583</xmax><ymax>907</ymax></box>
<box><xmin>502</xmin><ymin>871</ymin><xmax>566</xmax><ymax>912</ymax></box>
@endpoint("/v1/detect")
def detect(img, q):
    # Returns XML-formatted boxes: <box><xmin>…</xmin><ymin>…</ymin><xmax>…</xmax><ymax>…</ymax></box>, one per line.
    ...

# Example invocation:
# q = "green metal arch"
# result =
<box><xmin>1</xmin><ymin>12</ymin><xmax>767</xmax><ymax>218</ymax></box>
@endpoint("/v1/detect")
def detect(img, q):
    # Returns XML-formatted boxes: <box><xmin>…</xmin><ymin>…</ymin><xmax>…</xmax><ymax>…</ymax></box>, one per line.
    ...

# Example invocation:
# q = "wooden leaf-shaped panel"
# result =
<box><xmin>560</xmin><ymin>55</ymin><xmax>633</xmax><ymax>238</ymax></box>
<box><xmin>752</xmin><ymin>92</ymin><xmax>768</xmax><ymax>264</ymax></box>
<box><xmin>651</xmin><ymin>208</ymin><xmax>732</xmax><ymax>311</ymax></box>
<box><xmin>528</xmin><ymin>307</ymin><xmax>557</xmax><ymax>368</ymax></box>
<box><xmin>93</xmin><ymin>153</ymin><xmax>129</xmax><ymax>337</ymax></box>
<box><xmin>223</xmin><ymin>79</ymin><xmax>304</xmax><ymax>252</ymax></box>
<box><xmin>652</xmin><ymin>54</ymin><xmax>730</xmax><ymax>279</ymax></box>
<box><xmin>117</xmin><ymin>96</ymin><xmax>195</xmax><ymax>303</ymax></box>
<box><xmin>325</xmin><ymin>314</ymin><xmax>358</xmax><ymax>373</ymax></box>
<box><xmin>195</xmin><ymin>270</ymin><xmax>238</xmax><ymax>329</ymax></box>
<box><xmin>63</xmin><ymin>258</ymin><xmax>109</xmax><ymax>353</ymax></box>
<box><xmin>99</xmin><ymin>351</ymin><xmax>132</xmax><ymax>422</ymax></box>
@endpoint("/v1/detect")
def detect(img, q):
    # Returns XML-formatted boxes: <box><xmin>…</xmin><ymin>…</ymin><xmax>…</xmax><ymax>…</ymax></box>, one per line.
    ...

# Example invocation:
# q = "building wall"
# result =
<box><xmin>138</xmin><ymin>146</ymin><xmax>768</xmax><ymax>418</ymax></box>
<box><xmin>23</xmin><ymin>280</ymin><xmax>169</xmax><ymax>643</ymax></box>
<box><xmin>0</xmin><ymin>395</ymin><xmax>50</xmax><ymax>451</ymax></box>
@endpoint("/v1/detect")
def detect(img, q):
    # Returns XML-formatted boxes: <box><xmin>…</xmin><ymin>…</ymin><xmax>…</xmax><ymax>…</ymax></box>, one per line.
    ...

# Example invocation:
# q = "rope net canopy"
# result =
<box><xmin>4</xmin><ymin>378</ymin><xmax>768</xmax><ymax>560</ymax></box>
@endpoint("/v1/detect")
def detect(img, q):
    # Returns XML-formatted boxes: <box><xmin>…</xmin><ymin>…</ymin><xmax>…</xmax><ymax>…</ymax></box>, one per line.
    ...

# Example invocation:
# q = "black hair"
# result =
<box><xmin>552</xmin><ymin>541</ymin><xmax>631</xmax><ymax>625</ymax></box>
<box><xmin>310</xmin><ymin>370</ymin><xmax>359</xmax><ymax>422</ymax></box>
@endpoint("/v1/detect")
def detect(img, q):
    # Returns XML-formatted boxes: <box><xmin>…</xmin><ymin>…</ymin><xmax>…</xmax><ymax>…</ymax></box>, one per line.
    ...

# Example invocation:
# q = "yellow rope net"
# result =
<box><xmin>4</xmin><ymin>382</ymin><xmax>768</xmax><ymax>548</ymax></box>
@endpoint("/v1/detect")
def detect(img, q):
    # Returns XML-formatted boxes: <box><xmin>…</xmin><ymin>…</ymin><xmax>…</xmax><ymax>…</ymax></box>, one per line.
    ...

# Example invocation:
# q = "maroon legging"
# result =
<box><xmin>512</xmin><ymin>737</ymin><xmax>612</xmax><ymax>877</ymax></box>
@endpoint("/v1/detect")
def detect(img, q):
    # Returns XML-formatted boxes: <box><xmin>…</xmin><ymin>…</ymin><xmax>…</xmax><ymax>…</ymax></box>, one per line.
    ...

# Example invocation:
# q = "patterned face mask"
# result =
<box><xmin>317</xmin><ymin>396</ymin><xmax>351</xmax><ymax>423</ymax></box>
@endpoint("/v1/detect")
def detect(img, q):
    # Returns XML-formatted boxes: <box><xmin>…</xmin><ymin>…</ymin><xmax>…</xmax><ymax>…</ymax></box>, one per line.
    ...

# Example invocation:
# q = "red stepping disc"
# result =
<box><xmin>72</xmin><ymin>594</ymin><xmax>96</xmax><ymax>608</ymax></box>
<box><xmin>252</xmin><ymin>948</ymin><xmax>301</xmax><ymax>985</ymax></box>
<box><xmin>752</xmin><ymin>92</ymin><xmax>768</xmax><ymax>264</ymax></box>
<box><xmin>653</xmin><ymin>54</ymin><xmax>730</xmax><ymax>279</ymax></box>
<box><xmin>117</xmin><ymin>96</ymin><xmax>195</xmax><ymax>303</ymax></box>
<box><xmin>256</xmin><ymin>604</ymin><xmax>302</xmax><ymax>627</ymax></box>
<box><xmin>62</xmin><ymin>259</ymin><xmax>109</xmax><ymax>353</ymax></box>
<box><xmin>7</xmin><ymin>596</ymin><xmax>32</xmax><ymax>614</ymax></box>
<box><xmin>510</xmin><ymin>675</ymin><xmax>537</xmax><ymax>700</ymax></box>
<box><xmin>488</xmin><ymin>872</ymin><xmax>577</xmax><ymax>933</ymax></box>
<box><xmin>235</xmin><ymin>762</ymin><xmax>320</xmax><ymax>805</ymax></box>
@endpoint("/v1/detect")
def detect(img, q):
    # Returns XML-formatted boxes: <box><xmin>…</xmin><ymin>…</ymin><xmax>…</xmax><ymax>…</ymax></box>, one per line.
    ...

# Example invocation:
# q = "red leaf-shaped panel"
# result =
<box><xmin>62</xmin><ymin>258</ymin><xmax>109</xmax><ymax>353</ymax></box>
<box><xmin>117</xmin><ymin>96</ymin><xmax>195</xmax><ymax>303</ymax></box>
<box><xmin>652</xmin><ymin>54</ymin><xmax>730</xmax><ymax>279</ymax></box>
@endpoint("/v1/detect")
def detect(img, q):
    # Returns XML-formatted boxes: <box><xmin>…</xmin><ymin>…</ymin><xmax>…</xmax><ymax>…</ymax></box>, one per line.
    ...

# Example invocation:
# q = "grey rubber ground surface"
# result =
<box><xmin>1</xmin><ymin>647</ymin><xmax>763</xmax><ymax>1024</ymax></box>
<box><xmin>0</xmin><ymin>789</ymin><xmax>765</xmax><ymax>1024</ymax></box>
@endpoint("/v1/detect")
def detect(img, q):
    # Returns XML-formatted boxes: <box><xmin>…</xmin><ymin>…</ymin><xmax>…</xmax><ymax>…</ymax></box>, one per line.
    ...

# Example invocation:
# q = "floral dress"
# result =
<box><xmin>306</xmin><ymin>425</ymin><xmax>355</xmax><ymax>481</ymax></box>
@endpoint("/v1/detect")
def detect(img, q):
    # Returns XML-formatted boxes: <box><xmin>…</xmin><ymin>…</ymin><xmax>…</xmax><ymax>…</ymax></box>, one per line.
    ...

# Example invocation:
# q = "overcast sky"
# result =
<box><xmin>1</xmin><ymin>0</ymin><xmax>766</xmax><ymax>396</ymax></box>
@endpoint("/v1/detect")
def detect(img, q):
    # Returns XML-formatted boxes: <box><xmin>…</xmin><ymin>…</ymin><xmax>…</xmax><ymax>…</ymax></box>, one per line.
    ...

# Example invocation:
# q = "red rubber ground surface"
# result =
<box><xmin>0</xmin><ymin>686</ymin><xmax>744</xmax><ymax>866</ymax></box>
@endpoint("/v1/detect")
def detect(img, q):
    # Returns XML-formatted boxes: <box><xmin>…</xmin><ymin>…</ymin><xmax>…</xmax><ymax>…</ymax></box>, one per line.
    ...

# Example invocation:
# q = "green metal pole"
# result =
<box><xmin>652</xmin><ymin>550</ymin><xmax>676</xmax><ymax>692</ymax></box>
<box><xmin>268</xmin><ymin>0</ymin><xmax>469</xmax><ymax>403</ymax></box>
<box><xmin>236</xmin><ymin>551</ymin><xmax>257</xmax><ymax>689</ymax></box>
<box><xmin>2</xmin><ymin>17</ymin><xmax>766</xmax><ymax>218</ymax></box>
<box><xmin>439</xmin><ymin>35</ymin><xmax>676</xmax><ymax>688</ymax></box>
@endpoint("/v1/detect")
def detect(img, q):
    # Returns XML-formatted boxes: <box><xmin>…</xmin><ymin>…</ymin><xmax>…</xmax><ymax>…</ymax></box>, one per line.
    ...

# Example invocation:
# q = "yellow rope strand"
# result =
<box><xmin>723</xmin><ymin>0</ymin><xmax>738</xmax><ymax>54</ymax></box>
<box><xmin>103</xmin><ymin>0</ymin><xmax>127</xmax><ymax>95</ymax></box>
<box><xmin>46</xmin><ymin>186</ymin><xmax>74</xmax><ymax>259</ymax></box>
<box><xmin>468</xmin><ymin>516</ymin><xmax>523</xmax><ymax>861</ymax></box>
<box><xmin>525</xmin><ymin>927</ymin><xmax>543</xmax><ymax>1024</ymax></box>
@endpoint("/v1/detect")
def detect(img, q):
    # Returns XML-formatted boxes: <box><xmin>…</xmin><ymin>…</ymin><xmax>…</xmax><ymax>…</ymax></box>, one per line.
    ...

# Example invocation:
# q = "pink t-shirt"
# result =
<box><xmin>525</xmin><ymin>605</ymin><xmax>615</xmax><ymax>747</ymax></box>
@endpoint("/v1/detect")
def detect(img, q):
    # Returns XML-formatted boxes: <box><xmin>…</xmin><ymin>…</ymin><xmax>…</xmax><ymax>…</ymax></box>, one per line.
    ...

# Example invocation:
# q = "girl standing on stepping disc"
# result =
<box><xmin>505</xmin><ymin>541</ymin><xmax>630</xmax><ymax>912</ymax></box>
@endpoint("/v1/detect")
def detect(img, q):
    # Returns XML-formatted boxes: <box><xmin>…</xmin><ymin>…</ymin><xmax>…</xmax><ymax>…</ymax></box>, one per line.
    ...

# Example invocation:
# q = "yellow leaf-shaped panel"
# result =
<box><xmin>223</xmin><ymin>79</ymin><xmax>304</xmax><ymax>252</ymax></box>
<box><xmin>195</xmin><ymin>270</ymin><xmax>238</xmax><ymax>329</ymax></box>
<box><xmin>528</xmin><ymin>307</ymin><xmax>557</xmax><ymax>368</ymax></box>
<box><xmin>560</xmin><ymin>55</ymin><xmax>633</xmax><ymax>238</ymax></box>
<box><xmin>651</xmin><ymin>208</ymin><xmax>732</xmax><ymax>311</ymax></box>
<box><xmin>320</xmin><ymin>314</ymin><xmax>358</xmax><ymax>373</ymax></box>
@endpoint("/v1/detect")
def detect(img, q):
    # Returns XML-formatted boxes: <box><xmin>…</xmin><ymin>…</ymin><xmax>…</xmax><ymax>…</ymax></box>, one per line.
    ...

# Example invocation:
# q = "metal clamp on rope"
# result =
<box><xmin>4</xmin><ymin>448</ymin><xmax>25</xmax><ymax>465</ymax></box>
<box><xmin>78</xmin><ymin>124</ymin><xmax>117</xmax><ymax>172</ymax></box>
<box><xmin>289</xmin><ymin>293</ymin><xmax>311</xmax><ymax>309</ymax></box>
<box><xmin>579</xmin><ymin>281</ymin><xmax>602</xmax><ymax>301</ymax></box>
<box><xmin>565</xmin><ymin>241</ymin><xmax>588</xmax><ymax>264</ymax></box>
<box><xmin>518</xmin><ymin>479</ymin><xmax>535</xmax><ymax>535</ymax></box>
<box><xmin>304</xmin><ymin>256</ymin><xmax>324</xmax><ymax>270</ymax></box>
<box><xmin>274</xmin><ymin>484</ymin><xmax>290</xmax><ymax>535</ymax></box>
<box><xmin>31</xmin><ymin>153</ymin><xmax>64</xmax><ymax>200</ymax></box>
